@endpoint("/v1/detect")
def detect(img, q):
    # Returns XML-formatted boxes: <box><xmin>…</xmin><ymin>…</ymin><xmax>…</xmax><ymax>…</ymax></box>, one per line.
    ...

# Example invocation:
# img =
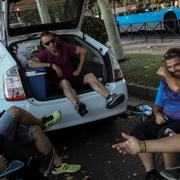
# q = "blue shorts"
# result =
<box><xmin>0</xmin><ymin>109</ymin><xmax>33</xmax><ymax>144</ymax></box>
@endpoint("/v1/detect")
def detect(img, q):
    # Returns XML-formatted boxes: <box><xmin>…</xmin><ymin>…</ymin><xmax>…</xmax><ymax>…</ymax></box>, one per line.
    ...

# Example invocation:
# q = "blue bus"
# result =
<box><xmin>116</xmin><ymin>6</ymin><xmax>180</xmax><ymax>33</ymax></box>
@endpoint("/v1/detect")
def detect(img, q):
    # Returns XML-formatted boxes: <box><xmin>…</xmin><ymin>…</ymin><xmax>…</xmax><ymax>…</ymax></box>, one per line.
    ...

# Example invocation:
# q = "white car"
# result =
<box><xmin>0</xmin><ymin>0</ymin><xmax>128</xmax><ymax>131</ymax></box>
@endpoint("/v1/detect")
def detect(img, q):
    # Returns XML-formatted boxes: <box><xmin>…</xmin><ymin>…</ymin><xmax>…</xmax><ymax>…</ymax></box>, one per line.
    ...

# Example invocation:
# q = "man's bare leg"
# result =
<box><xmin>139</xmin><ymin>153</ymin><xmax>155</xmax><ymax>172</ymax></box>
<box><xmin>163</xmin><ymin>153</ymin><xmax>176</xmax><ymax>169</ymax></box>
<box><xmin>31</xmin><ymin>125</ymin><xmax>62</xmax><ymax>165</ymax></box>
<box><xmin>9</xmin><ymin>106</ymin><xmax>62</xmax><ymax>165</ymax></box>
<box><xmin>84</xmin><ymin>73</ymin><xmax>109</xmax><ymax>98</ymax></box>
<box><xmin>9</xmin><ymin>106</ymin><xmax>43</xmax><ymax>128</ymax></box>
<box><xmin>59</xmin><ymin>79</ymin><xmax>79</xmax><ymax>105</ymax></box>
<box><xmin>59</xmin><ymin>79</ymin><xmax>88</xmax><ymax>116</ymax></box>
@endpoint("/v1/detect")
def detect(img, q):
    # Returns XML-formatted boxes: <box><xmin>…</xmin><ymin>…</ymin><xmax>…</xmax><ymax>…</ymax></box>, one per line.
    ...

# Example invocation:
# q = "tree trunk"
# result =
<box><xmin>124</xmin><ymin>0</ymin><xmax>127</xmax><ymax>16</ymax></box>
<box><xmin>97</xmin><ymin>0</ymin><xmax>125</xmax><ymax>60</ymax></box>
<box><xmin>35</xmin><ymin>0</ymin><xmax>51</xmax><ymax>23</ymax></box>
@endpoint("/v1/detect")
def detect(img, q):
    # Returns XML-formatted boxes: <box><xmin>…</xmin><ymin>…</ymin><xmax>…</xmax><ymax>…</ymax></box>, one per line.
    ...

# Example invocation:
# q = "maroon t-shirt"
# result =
<box><xmin>37</xmin><ymin>42</ymin><xmax>76</xmax><ymax>78</ymax></box>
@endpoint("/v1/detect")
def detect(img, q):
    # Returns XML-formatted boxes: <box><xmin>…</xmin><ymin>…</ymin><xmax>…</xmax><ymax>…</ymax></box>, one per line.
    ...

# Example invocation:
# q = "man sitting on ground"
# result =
<box><xmin>0</xmin><ymin>106</ymin><xmax>81</xmax><ymax>176</ymax></box>
<box><xmin>112</xmin><ymin>132</ymin><xmax>180</xmax><ymax>180</ymax></box>
<box><xmin>30</xmin><ymin>31</ymin><xmax>124</xmax><ymax>116</ymax></box>
<box><xmin>113</xmin><ymin>48</ymin><xmax>180</xmax><ymax>180</ymax></box>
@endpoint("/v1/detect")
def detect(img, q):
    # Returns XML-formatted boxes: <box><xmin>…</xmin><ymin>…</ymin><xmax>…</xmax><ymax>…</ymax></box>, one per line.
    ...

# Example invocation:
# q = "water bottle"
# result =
<box><xmin>139</xmin><ymin>104</ymin><xmax>152</xmax><ymax>116</ymax></box>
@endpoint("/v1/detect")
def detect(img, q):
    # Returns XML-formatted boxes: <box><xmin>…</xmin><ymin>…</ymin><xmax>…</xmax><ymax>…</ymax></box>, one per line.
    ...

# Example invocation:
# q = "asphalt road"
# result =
<box><xmin>46</xmin><ymin>116</ymin><xmax>145</xmax><ymax>180</ymax></box>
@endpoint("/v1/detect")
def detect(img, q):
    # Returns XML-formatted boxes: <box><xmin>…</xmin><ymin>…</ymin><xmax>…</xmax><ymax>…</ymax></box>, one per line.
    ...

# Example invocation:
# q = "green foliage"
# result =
<box><xmin>81</xmin><ymin>16</ymin><xmax>108</xmax><ymax>44</ymax></box>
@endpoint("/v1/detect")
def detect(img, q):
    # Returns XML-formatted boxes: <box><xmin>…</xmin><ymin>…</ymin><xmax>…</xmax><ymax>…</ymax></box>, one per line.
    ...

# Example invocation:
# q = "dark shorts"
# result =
<box><xmin>58</xmin><ymin>75</ymin><xmax>89</xmax><ymax>91</ymax></box>
<box><xmin>131</xmin><ymin>118</ymin><xmax>180</xmax><ymax>140</ymax></box>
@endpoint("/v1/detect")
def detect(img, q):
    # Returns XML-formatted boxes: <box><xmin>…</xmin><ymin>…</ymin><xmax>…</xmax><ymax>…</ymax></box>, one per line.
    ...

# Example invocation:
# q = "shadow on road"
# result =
<box><xmin>46</xmin><ymin>117</ymin><xmax>145</xmax><ymax>180</ymax></box>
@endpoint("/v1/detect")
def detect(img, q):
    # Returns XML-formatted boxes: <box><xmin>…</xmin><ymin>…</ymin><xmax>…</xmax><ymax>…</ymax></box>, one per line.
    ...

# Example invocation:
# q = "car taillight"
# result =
<box><xmin>113</xmin><ymin>68</ymin><xmax>123</xmax><ymax>81</ymax></box>
<box><xmin>3</xmin><ymin>66</ymin><xmax>27</xmax><ymax>101</ymax></box>
<box><xmin>108</xmin><ymin>49</ymin><xmax>123</xmax><ymax>81</ymax></box>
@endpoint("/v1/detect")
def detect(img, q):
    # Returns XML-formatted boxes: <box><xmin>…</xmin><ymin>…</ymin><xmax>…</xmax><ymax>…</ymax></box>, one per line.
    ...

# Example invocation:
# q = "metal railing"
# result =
<box><xmin>117</xmin><ymin>19</ymin><xmax>180</xmax><ymax>42</ymax></box>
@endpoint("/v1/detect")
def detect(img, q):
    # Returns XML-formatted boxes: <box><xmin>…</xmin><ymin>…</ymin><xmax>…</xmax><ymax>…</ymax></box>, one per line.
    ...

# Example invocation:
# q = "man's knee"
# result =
<box><xmin>59</xmin><ymin>79</ymin><xmax>71</xmax><ymax>88</ymax></box>
<box><xmin>32</xmin><ymin>125</ymin><xmax>43</xmax><ymax>139</ymax></box>
<box><xmin>84</xmin><ymin>73</ymin><xmax>96</xmax><ymax>83</ymax></box>
<box><xmin>9</xmin><ymin>106</ymin><xmax>22</xmax><ymax>118</ymax></box>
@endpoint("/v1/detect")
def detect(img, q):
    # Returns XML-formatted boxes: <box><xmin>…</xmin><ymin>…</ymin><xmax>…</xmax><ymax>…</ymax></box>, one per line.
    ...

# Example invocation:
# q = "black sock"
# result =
<box><xmin>147</xmin><ymin>169</ymin><xmax>158</xmax><ymax>175</ymax></box>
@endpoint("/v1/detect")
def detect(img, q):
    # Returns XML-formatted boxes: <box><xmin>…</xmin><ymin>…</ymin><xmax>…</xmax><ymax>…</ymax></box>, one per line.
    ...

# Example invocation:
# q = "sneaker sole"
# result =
<box><xmin>51</xmin><ymin>166</ymin><xmax>81</xmax><ymax>175</ymax></box>
<box><xmin>43</xmin><ymin>148</ymin><xmax>56</xmax><ymax>177</ymax></box>
<box><xmin>160</xmin><ymin>168</ymin><xmax>180</xmax><ymax>180</ymax></box>
<box><xmin>106</xmin><ymin>94</ymin><xmax>125</xmax><ymax>109</ymax></box>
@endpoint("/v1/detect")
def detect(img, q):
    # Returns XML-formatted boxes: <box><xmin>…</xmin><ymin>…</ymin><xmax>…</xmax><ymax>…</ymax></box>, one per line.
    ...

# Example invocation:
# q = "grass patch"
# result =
<box><xmin>119</xmin><ymin>54</ymin><xmax>165</xmax><ymax>88</ymax></box>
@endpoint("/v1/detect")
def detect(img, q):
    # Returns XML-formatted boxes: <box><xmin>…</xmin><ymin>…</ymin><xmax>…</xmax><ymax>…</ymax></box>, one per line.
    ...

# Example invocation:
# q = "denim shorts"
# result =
<box><xmin>0</xmin><ymin>109</ymin><xmax>32</xmax><ymax>144</ymax></box>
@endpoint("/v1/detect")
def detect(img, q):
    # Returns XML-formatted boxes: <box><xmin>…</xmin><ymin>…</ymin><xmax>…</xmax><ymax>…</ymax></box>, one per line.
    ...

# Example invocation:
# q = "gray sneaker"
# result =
<box><xmin>106</xmin><ymin>93</ymin><xmax>125</xmax><ymax>109</ymax></box>
<box><xmin>160</xmin><ymin>167</ymin><xmax>180</xmax><ymax>180</ymax></box>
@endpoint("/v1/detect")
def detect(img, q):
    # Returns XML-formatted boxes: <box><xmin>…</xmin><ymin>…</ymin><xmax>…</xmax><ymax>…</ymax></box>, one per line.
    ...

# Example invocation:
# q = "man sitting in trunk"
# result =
<box><xmin>30</xmin><ymin>31</ymin><xmax>124</xmax><ymax>116</ymax></box>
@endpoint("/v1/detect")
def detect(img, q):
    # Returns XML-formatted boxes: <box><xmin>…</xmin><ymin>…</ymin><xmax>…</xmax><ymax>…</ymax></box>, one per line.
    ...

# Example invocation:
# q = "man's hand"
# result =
<box><xmin>52</xmin><ymin>64</ymin><xmax>63</xmax><ymax>78</ymax></box>
<box><xmin>156</xmin><ymin>67</ymin><xmax>169</xmax><ymax>77</ymax></box>
<box><xmin>73</xmin><ymin>69</ymin><xmax>81</xmax><ymax>76</ymax></box>
<box><xmin>155</xmin><ymin>112</ymin><xmax>168</xmax><ymax>125</ymax></box>
<box><xmin>112</xmin><ymin>133</ymin><xmax>141</xmax><ymax>155</ymax></box>
<box><xmin>0</xmin><ymin>155</ymin><xmax>7</xmax><ymax>172</ymax></box>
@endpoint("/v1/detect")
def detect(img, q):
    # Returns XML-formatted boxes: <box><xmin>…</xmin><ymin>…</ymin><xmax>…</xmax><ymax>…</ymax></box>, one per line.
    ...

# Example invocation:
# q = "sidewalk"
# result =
<box><xmin>127</xmin><ymin>83</ymin><xmax>157</xmax><ymax>101</ymax></box>
<box><xmin>127</xmin><ymin>84</ymin><xmax>154</xmax><ymax>112</ymax></box>
<box><xmin>122</xmin><ymin>38</ymin><xmax>180</xmax><ymax>55</ymax></box>
<box><xmin>128</xmin><ymin>95</ymin><xmax>153</xmax><ymax>110</ymax></box>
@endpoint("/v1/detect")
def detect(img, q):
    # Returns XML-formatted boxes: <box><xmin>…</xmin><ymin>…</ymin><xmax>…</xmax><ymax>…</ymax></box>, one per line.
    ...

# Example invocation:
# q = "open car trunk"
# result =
<box><xmin>9</xmin><ymin>35</ymin><xmax>110</xmax><ymax>101</ymax></box>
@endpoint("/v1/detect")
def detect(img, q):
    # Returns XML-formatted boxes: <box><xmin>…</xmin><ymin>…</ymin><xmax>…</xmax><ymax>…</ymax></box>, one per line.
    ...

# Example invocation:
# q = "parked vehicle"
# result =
<box><xmin>0</xmin><ymin>0</ymin><xmax>128</xmax><ymax>131</ymax></box>
<box><xmin>116</xmin><ymin>6</ymin><xmax>180</xmax><ymax>33</ymax></box>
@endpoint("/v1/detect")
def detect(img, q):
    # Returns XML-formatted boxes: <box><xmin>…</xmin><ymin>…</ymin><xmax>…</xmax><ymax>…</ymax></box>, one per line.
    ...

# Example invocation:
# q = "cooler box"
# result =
<box><xmin>24</xmin><ymin>68</ymin><xmax>47</xmax><ymax>98</ymax></box>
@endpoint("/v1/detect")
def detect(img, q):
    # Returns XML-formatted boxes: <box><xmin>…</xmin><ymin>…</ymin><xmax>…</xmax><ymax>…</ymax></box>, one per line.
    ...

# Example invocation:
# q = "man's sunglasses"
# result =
<box><xmin>44</xmin><ymin>38</ymin><xmax>55</xmax><ymax>46</ymax></box>
<box><xmin>164</xmin><ymin>51</ymin><xmax>180</xmax><ymax>60</ymax></box>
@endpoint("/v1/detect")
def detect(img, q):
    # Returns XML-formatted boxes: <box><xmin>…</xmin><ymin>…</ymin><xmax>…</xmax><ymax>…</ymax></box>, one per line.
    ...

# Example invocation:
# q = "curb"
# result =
<box><xmin>127</xmin><ymin>83</ymin><xmax>157</xmax><ymax>101</ymax></box>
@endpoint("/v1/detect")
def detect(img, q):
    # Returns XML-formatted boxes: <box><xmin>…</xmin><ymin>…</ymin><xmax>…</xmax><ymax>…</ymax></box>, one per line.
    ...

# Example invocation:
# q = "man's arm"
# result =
<box><xmin>153</xmin><ymin>103</ymin><xmax>162</xmax><ymax>115</ymax></box>
<box><xmin>30</xmin><ymin>58</ymin><xmax>62</xmax><ymax>77</ymax></box>
<box><xmin>154</xmin><ymin>104</ymin><xmax>167</xmax><ymax>124</ymax></box>
<box><xmin>153</xmin><ymin>81</ymin><xmax>168</xmax><ymax>124</ymax></box>
<box><xmin>112</xmin><ymin>133</ymin><xmax>180</xmax><ymax>155</ymax></box>
<box><xmin>157</xmin><ymin>67</ymin><xmax>180</xmax><ymax>93</ymax></box>
<box><xmin>73</xmin><ymin>46</ymin><xmax>87</xmax><ymax>76</ymax></box>
<box><xmin>146</xmin><ymin>134</ymin><xmax>180</xmax><ymax>153</ymax></box>
<box><xmin>29</xmin><ymin>58</ymin><xmax>51</xmax><ymax>68</ymax></box>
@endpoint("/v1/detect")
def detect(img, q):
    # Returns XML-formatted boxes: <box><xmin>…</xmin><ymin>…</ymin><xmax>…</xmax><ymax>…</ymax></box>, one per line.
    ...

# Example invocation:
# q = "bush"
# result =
<box><xmin>81</xmin><ymin>16</ymin><xmax>108</xmax><ymax>44</ymax></box>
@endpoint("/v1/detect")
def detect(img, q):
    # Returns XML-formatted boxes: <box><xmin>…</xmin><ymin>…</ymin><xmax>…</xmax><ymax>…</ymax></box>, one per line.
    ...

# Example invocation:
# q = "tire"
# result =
<box><xmin>164</xmin><ymin>13</ymin><xmax>179</xmax><ymax>33</ymax></box>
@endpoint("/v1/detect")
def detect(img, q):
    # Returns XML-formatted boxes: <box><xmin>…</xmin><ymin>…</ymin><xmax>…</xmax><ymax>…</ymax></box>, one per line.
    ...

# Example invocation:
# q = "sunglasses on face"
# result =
<box><xmin>44</xmin><ymin>38</ymin><xmax>56</xmax><ymax>46</ymax></box>
<box><xmin>164</xmin><ymin>51</ymin><xmax>180</xmax><ymax>60</ymax></box>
